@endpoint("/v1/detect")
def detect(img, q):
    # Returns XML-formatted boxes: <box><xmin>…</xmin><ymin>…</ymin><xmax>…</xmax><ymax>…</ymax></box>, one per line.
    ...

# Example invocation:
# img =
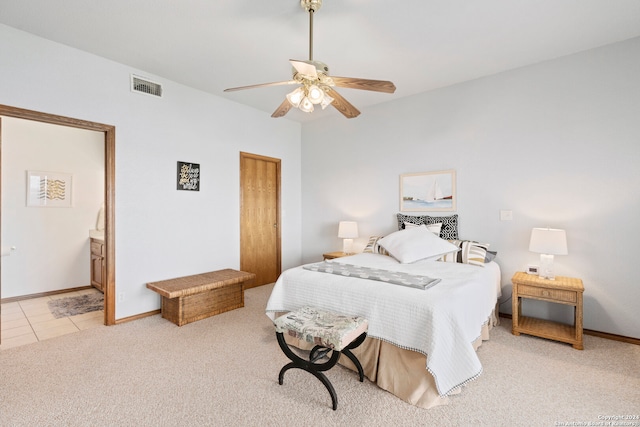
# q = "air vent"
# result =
<box><xmin>130</xmin><ymin>74</ymin><xmax>163</xmax><ymax>97</ymax></box>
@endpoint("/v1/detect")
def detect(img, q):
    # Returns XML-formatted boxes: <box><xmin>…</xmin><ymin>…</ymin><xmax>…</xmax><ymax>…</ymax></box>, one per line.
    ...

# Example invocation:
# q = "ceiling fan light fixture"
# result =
<box><xmin>307</xmin><ymin>85</ymin><xmax>324</xmax><ymax>104</ymax></box>
<box><xmin>223</xmin><ymin>0</ymin><xmax>395</xmax><ymax>119</ymax></box>
<box><xmin>320</xmin><ymin>93</ymin><xmax>334</xmax><ymax>109</ymax></box>
<box><xmin>299</xmin><ymin>97</ymin><xmax>314</xmax><ymax>113</ymax></box>
<box><xmin>286</xmin><ymin>87</ymin><xmax>305</xmax><ymax>108</ymax></box>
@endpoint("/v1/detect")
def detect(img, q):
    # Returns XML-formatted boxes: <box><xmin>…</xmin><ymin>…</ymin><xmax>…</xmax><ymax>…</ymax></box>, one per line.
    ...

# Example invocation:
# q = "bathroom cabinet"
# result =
<box><xmin>90</xmin><ymin>238</ymin><xmax>105</xmax><ymax>293</ymax></box>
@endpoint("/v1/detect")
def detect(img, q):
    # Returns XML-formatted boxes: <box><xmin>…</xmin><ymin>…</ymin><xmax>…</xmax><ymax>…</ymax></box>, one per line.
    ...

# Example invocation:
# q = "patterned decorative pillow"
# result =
<box><xmin>439</xmin><ymin>240</ymin><xmax>490</xmax><ymax>267</ymax></box>
<box><xmin>397</xmin><ymin>213</ymin><xmax>458</xmax><ymax>240</ymax></box>
<box><xmin>363</xmin><ymin>236</ymin><xmax>390</xmax><ymax>256</ymax></box>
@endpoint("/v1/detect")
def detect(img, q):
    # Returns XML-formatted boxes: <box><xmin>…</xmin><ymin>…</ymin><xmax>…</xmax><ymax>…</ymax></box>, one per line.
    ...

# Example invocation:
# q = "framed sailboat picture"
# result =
<box><xmin>400</xmin><ymin>170</ymin><xmax>456</xmax><ymax>212</ymax></box>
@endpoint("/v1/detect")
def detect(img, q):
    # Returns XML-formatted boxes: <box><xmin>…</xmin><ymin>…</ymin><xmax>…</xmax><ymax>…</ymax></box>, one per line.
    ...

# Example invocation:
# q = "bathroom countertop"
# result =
<box><xmin>89</xmin><ymin>229</ymin><xmax>104</xmax><ymax>241</ymax></box>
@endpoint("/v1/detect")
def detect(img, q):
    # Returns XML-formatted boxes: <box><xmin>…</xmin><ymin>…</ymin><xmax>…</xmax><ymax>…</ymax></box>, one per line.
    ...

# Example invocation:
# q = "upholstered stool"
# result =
<box><xmin>273</xmin><ymin>306</ymin><xmax>368</xmax><ymax>410</ymax></box>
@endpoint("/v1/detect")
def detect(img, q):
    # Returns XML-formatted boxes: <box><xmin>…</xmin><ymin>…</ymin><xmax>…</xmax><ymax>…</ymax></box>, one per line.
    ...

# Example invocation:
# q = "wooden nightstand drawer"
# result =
<box><xmin>518</xmin><ymin>284</ymin><xmax>576</xmax><ymax>303</ymax></box>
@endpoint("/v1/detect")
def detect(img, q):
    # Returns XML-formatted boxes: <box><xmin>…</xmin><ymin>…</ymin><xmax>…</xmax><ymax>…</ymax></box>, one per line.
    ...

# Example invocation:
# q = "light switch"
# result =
<box><xmin>500</xmin><ymin>210</ymin><xmax>513</xmax><ymax>221</ymax></box>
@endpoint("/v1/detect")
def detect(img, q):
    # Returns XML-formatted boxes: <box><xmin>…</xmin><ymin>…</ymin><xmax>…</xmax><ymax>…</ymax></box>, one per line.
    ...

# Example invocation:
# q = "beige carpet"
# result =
<box><xmin>1</xmin><ymin>283</ymin><xmax>638</xmax><ymax>426</ymax></box>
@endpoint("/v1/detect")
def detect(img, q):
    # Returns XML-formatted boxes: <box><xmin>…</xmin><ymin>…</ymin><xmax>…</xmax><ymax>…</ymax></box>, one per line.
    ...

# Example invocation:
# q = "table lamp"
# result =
<box><xmin>338</xmin><ymin>221</ymin><xmax>358</xmax><ymax>255</ymax></box>
<box><xmin>529</xmin><ymin>227</ymin><xmax>568</xmax><ymax>280</ymax></box>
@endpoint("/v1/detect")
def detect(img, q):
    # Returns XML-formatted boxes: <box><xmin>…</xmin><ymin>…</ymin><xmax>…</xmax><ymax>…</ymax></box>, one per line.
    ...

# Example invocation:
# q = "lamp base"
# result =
<box><xmin>539</xmin><ymin>254</ymin><xmax>555</xmax><ymax>280</ymax></box>
<box><xmin>342</xmin><ymin>238</ymin><xmax>354</xmax><ymax>255</ymax></box>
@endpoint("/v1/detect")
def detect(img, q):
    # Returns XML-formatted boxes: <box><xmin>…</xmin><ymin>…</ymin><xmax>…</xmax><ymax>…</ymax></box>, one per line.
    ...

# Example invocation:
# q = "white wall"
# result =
<box><xmin>2</xmin><ymin>22</ymin><xmax>637</xmax><ymax>339</ymax></box>
<box><xmin>1</xmin><ymin>118</ymin><xmax>104</xmax><ymax>298</ymax></box>
<box><xmin>301</xmin><ymin>37</ymin><xmax>640</xmax><ymax>339</ymax></box>
<box><xmin>0</xmin><ymin>24</ymin><xmax>303</xmax><ymax>319</ymax></box>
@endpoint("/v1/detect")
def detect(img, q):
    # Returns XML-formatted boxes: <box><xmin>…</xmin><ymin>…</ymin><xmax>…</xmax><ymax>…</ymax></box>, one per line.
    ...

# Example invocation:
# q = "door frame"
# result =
<box><xmin>0</xmin><ymin>104</ymin><xmax>116</xmax><ymax>326</ymax></box>
<box><xmin>239</xmin><ymin>151</ymin><xmax>281</xmax><ymax>286</ymax></box>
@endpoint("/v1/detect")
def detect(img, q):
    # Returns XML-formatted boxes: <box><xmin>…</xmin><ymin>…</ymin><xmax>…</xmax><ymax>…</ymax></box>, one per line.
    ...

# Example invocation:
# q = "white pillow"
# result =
<box><xmin>403</xmin><ymin>221</ymin><xmax>442</xmax><ymax>236</ymax></box>
<box><xmin>377</xmin><ymin>226</ymin><xmax>459</xmax><ymax>264</ymax></box>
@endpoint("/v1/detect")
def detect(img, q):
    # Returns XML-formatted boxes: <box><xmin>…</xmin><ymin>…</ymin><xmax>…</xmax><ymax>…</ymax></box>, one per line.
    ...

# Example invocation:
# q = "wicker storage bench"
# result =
<box><xmin>146</xmin><ymin>269</ymin><xmax>255</xmax><ymax>326</ymax></box>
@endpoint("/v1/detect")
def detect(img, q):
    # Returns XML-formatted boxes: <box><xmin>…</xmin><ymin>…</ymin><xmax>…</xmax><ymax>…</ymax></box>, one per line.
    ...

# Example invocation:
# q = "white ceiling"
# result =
<box><xmin>2</xmin><ymin>0</ymin><xmax>640</xmax><ymax>122</ymax></box>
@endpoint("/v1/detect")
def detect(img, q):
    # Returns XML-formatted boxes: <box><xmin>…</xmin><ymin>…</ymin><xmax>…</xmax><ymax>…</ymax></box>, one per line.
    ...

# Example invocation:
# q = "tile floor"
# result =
<box><xmin>0</xmin><ymin>288</ymin><xmax>104</xmax><ymax>351</ymax></box>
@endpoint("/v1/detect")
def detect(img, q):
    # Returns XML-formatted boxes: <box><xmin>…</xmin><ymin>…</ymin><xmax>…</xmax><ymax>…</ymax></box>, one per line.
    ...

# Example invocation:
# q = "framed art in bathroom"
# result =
<box><xmin>26</xmin><ymin>170</ymin><xmax>73</xmax><ymax>207</ymax></box>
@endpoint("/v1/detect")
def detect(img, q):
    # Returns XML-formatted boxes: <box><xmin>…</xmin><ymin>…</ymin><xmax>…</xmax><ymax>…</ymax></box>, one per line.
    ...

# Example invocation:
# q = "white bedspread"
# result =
<box><xmin>265</xmin><ymin>253</ymin><xmax>501</xmax><ymax>396</ymax></box>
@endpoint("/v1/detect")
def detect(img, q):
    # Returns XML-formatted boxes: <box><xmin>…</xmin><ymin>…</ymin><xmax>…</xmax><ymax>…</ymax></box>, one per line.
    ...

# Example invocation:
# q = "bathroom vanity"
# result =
<box><xmin>90</xmin><ymin>237</ymin><xmax>105</xmax><ymax>293</ymax></box>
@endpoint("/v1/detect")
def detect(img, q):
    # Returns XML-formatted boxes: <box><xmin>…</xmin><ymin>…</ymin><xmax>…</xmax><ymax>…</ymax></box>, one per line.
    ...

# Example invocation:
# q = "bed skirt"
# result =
<box><xmin>281</xmin><ymin>305</ymin><xmax>500</xmax><ymax>409</ymax></box>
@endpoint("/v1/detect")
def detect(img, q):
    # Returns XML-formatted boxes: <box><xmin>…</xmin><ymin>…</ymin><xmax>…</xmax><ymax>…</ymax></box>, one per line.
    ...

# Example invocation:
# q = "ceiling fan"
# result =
<box><xmin>223</xmin><ymin>0</ymin><xmax>396</xmax><ymax>119</ymax></box>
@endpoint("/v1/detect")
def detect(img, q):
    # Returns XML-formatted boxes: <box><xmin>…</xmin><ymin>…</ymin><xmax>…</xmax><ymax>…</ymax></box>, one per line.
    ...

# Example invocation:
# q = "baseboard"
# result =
<box><xmin>4</xmin><ymin>292</ymin><xmax>634</xmax><ymax>346</ymax></box>
<box><xmin>498</xmin><ymin>312</ymin><xmax>639</xmax><ymax>346</ymax></box>
<box><xmin>582</xmin><ymin>328</ymin><xmax>640</xmax><ymax>346</ymax></box>
<box><xmin>1</xmin><ymin>289</ymin><xmax>159</xmax><ymax>325</ymax></box>
<box><xmin>115</xmin><ymin>309</ymin><xmax>161</xmax><ymax>325</ymax></box>
<box><xmin>1</xmin><ymin>286</ymin><xmax>95</xmax><ymax>304</ymax></box>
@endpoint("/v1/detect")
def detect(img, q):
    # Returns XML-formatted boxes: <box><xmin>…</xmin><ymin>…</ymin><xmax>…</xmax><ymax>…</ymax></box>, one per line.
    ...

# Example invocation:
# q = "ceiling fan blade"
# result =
<box><xmin>289</xmin><ymin>60</ymin><xmax>318</xmax><ymax>79</ymax></box>
<box><xmin>331</xmin><ymin>77</ymin><xmax>396</xmax><ymax>94</ymax></box>
<box><xmin>224</xmin><ymin>80</ymin><xmax>297</xmax><ymax>92</ymax></box>
<box><xmin>271</xmin><ymin>99</ymin><xmax>293</xmax><ymax>118</ymax></box>
<box><xmin>326</xmin><ymin>88</ymin><xmax>361</xmax><ymax>119</ymax></box>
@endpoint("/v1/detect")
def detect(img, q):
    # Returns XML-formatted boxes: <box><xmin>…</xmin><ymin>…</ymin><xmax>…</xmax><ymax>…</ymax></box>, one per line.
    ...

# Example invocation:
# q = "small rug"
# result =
<box><xmin>48</xmin><ymin>293</ymin><xmax>104</xmax><ymax>318</ymax></box>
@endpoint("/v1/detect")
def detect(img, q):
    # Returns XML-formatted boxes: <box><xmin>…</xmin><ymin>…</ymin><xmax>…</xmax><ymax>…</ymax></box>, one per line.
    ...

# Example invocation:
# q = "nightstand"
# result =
<box><xmin>511</xmin><ymin>271</ymin><xmax>584</xmax><ymax>350</ymax></box>
<box><xmin>323</xmin><ymin>251</ymin><xmax>351</xmax><ymax>260</ymax></box>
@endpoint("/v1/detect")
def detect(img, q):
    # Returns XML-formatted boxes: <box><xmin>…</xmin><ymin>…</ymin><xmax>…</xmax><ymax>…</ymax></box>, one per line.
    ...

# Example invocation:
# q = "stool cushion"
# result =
<box><xmin>274</xmin><ymin>306</ymin><xmax>368</xmax><ymax>352</ymax></box>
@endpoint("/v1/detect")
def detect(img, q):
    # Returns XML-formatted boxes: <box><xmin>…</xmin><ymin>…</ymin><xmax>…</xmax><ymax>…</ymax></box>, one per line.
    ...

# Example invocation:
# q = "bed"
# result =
<box><xmin>266</xmin><ymin>214</ymin><xmax>501</xmax><ymax>409</ymax></box>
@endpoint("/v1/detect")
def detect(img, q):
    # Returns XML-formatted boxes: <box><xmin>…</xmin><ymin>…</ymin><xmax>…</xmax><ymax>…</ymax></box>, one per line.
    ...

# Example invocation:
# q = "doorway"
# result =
<box><xmin>239</xmin><ymin>152</ymin><xmax>281</xmax><ymax>287</ymax></box>
<box><xmin>0</xmin><ymin>104</ymin><xmax>116</xmax><ymax>343</ymax></box>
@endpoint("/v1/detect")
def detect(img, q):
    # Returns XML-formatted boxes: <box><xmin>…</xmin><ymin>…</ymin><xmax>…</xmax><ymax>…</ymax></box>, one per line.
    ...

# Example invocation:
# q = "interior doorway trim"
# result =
<box><xmin>0</xmin><ymin>104</ymin><xmax>116</xmax><ymax>326</ymax></box>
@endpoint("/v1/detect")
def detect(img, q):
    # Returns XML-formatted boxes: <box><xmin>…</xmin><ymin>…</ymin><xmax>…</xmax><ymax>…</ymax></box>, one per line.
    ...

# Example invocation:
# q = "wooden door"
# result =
<box><xmin>240</xmin><ymin>152</ymin><xmax>281</xmax><ymax>288</ymax></box>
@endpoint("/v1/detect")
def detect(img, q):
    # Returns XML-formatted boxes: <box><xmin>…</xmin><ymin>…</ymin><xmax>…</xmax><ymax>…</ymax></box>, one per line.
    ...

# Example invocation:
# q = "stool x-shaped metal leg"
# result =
<box><xmin>276</xmin><ymin>331</ymin><xmax>367</xmax><ymax>410</ymax></box>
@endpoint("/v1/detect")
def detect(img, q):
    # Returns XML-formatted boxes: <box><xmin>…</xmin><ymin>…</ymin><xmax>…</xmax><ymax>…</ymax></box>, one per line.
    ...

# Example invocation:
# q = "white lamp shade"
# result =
<box><xmin>529</xmin><ymin>228</ymin><xmax>568</xmax><ymax>255</ymax></box>
<box><xmin>307</xmin><ymin>85</ymin><xmax>324</xmax><ymax>104</ymax></box>
<box><xmin>286</xmin><ymin>87</ymin><xmax>304</xmax><ymax>108</ymax></box>
<box><xmin>338</xmin><ymin>221</ymin><xmax>358</xmax><ymax>238</ymax></box>
<box><xmin>299</xmin><ymin>96</ymin><xmax>314</xmax><ymax>113</ymax></box>
<box><xmin>320</xmin><ymin>94</ymin><xmax>334</xmax><ymax>109</ymax></box>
